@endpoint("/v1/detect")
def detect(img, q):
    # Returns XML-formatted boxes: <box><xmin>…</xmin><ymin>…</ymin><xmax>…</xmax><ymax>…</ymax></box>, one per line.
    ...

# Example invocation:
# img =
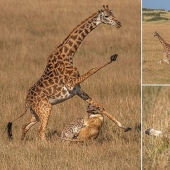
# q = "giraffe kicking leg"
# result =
<box><xmin>21</xmin><ymin>109</ymin><xmax>39</xmax><ymax>140</ymax></box>
<box><xmin>70</xmin><ymin>54</ymin><xmax>118</xmax><ymax>87</ymax></box>
<box><xmin>77</xmin><ymin>89</ymin><xmax>131</xmax><ymax>132</ymax></box>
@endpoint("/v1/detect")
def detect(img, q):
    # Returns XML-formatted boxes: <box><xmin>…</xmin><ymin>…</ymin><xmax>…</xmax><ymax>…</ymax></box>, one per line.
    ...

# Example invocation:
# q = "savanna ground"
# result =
<box><xmin>142</xmin><ymin>9</ymin><xmax>170</xmax><ymax>84</ymax></box>
<box><xmin>143</xmin><ymin>86</ymin><xmax>170</xmax><ymax>170</ymax></box>
<box><xmin>0</xmin><ymin>0</ymin><xmax>140</xmax><ymax>169</ymax></box>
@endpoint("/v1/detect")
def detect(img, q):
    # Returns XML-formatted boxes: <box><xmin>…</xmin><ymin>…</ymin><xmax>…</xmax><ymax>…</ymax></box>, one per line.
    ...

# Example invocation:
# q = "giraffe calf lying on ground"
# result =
<box><xmin>145</xmin><ymin>128</ymin><xmax>163</xmax><ymax>137</ymax></box>
<box><xmin>145</xmin><ymin>127</ymin><xmax>170</xmax><ymax>138</ymax></box>
<box><xmin>60</xmin><ymin>104</ymin><xmax>104</xmax><ymax>142</ymax></box>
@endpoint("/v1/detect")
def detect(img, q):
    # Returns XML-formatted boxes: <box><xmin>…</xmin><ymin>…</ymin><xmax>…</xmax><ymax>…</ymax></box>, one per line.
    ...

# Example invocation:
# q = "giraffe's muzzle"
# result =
<box><xmin>116</xmin><ymin>21</ymin><xmax>122</xmax><ymax>28</ymax></box>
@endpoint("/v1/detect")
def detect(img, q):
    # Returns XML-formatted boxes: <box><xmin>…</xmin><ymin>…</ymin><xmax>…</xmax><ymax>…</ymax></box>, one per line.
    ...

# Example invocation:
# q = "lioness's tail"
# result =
<box><xmin>7</xmin><ymin>107</ymin><xmax>28</xmax><ymax>140</ymax></box>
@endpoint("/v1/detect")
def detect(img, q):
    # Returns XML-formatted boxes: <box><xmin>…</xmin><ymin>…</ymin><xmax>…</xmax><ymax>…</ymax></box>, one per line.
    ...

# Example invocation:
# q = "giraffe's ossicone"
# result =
<box><xmin>7</xmin><ymin>5</ymin><xmax>131</xmax><ymax>141</ymax></box>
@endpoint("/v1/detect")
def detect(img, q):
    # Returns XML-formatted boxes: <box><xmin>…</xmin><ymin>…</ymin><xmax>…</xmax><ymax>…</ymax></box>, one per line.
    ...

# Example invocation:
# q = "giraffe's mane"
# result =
<box><xmin>60</xmin><ymin>11</ymin><xmax>98</xmax><ymax>47</ymax></box>
<box><xmin>157</xmin><ymin>33</ymin><xmax>169</xmax><ymax>45</ymax></box>
<box><xmin>51</xmin><ymin>11</ymin><xmax>98</xmax><ymax>54</ymax></box>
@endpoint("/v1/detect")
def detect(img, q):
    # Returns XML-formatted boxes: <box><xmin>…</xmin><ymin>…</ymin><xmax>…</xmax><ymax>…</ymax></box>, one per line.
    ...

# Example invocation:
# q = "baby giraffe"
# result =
<box><xmin>61</xmin><ymin>104</ymin><xmax>104</xmax><ymax>142</ymax></box>
<box><xmin>145</xmin><ymin>126</ymin><xmax>170</xmax><ymax>138</ymax></box>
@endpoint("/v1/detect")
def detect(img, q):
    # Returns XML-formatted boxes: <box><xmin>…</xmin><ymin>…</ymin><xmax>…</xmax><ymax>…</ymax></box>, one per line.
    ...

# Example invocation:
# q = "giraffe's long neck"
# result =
<box><xmin>50</xmin><ymin>12</ymin><xmax>100</xmax><ymax>62</ymax></box>
<box><xmin>157</xmin><ymin>34</ymin><xmax>169</xmax><ymax>48</ymax></box>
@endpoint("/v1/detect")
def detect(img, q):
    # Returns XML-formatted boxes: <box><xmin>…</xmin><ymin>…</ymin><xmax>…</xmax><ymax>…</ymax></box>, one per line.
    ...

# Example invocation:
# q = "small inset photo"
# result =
<box><xmin>142</xmin><ymin>0</ymin><xmax>170</xmax><ymax>84</ymax></box>
<box><xmin>143</xmin><ymin>86</ymin><xmax>170</xmax><ymax>169</ymax></box>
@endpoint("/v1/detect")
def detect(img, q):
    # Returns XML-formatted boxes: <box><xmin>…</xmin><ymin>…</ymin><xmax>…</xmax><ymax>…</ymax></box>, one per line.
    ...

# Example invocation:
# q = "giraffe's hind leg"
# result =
<box><xmin>38</xmin><ymin>111</ymin><xmax>51</xmax><ymax>141</ymax></box>
<box><xmin>158</xmin><ymin>52</ymin><xmax>169</xmax><ymax>64</ymax></box>
<box><xmin>35</xmin><ymin>100</ymin><xmax>52</xmax><ymax>141</ymax></box>
<box><xmin>21</xmin><ymin>99</ymin><xmax>52</xmax><ymax>141</ymax></box>
<box><xmin>162</xmin><ymin>52</ymin><xmax>169</xmax><ymax>64</ymax></box>
<box><xmin>21</xmin><ymin>109</ymin><xmax>39</xmax><ymax>140</ymax></box>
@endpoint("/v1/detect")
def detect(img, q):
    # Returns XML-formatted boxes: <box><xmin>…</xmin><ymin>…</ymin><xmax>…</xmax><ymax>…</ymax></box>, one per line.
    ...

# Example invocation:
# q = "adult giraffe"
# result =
<box><xmin>154</xmin><ymin>31</ymin><xmax>170</xmax><ymax>64</ymax></box>
<box><xmin>7</xmin><ymin>5</ymin><xmax>131</xmax><ymax>141</ymax></box>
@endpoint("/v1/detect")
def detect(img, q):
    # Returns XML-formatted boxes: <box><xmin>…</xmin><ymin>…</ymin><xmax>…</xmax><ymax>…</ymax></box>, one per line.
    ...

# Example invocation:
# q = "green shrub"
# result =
<box><xmin>142</xmin><ymin>8</ymin><xmax>154</xmax><ymax>11</ymax></box>
<box><xmin>146</xmin><ymin>16</ymin><xmax>169</xmax><ymax>22</ymax></box>
<box><xmin>143</xmin><ymin>12</ymin><xmax>160</xmax><ymax>17</ymax></box>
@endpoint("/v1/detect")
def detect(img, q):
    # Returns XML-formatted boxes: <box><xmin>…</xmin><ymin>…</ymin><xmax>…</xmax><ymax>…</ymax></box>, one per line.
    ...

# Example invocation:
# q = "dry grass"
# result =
<box><xmin>0</xmin><ymin>0</ymin><xmax>140</xmax><ymax>169</ymax></box>
<box><xmin>142</xmin><ymin>11</ymin><xmax>170</xmax><ymax>84</ymax></box>
<box><xmin>143</xmin><ymin>86</ymin><xmax>170</xmax><ymax>170</ymax></box>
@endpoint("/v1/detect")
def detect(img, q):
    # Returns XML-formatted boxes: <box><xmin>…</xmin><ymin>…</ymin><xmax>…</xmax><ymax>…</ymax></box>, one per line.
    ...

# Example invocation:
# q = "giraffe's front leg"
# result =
<box><xmin>77</xmin><ymin>89</ymin><xmax>131</xmax><ymax>132</ymax></box>
<box><xmin>71</xmin><ymin>54</ymin><xmax>118</xmax><ymax>86</ymax></box>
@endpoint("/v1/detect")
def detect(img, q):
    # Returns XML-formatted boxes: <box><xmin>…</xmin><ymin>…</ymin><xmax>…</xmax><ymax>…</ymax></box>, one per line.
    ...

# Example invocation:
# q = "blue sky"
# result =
<box><xmin>143</xmin><ymin>0</ymin><xmax>170</xmax><ymax>10</ymax></box>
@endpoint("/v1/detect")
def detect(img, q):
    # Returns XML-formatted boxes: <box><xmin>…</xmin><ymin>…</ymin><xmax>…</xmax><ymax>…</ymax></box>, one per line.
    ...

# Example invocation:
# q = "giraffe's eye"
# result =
<box><xmin>105</xmin><ymin>15</ymin><xmax>109</xmax><ymax>18</ymax></box>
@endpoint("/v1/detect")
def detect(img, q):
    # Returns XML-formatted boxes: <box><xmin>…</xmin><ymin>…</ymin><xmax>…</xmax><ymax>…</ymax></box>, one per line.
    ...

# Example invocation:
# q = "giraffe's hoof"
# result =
<box><xmin>110</xmin><ymin>54</ymin><xmax>118</xmax><ymax>62</ymax></box>
<box><xmin>124</xmin><ymin>127</ymin><xmax>132</xmax><ymax>132</ymax></box>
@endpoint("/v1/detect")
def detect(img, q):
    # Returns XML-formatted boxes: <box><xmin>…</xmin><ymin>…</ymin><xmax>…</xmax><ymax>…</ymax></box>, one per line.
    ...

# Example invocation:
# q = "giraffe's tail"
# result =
<box><xmin>6</xmin><ymin>107</ymin><xmax>28</xmax><ymax>140</ymax></box>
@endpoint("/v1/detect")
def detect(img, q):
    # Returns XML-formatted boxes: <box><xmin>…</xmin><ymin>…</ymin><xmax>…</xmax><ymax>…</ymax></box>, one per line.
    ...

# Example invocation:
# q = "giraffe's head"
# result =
<box><xmin>96</xmin><ymin>5</ymin><xmax>121</xmax><ymax>28</ymax></box>
<box><xmin>86</xmin><ymin>104</ymin><xmax>103</xmax><ymax>118</ymax></box>
<box><xmin>154</xmin><ymin>31</ymin><xmax>159</xmax><ymax>37</ymax></box>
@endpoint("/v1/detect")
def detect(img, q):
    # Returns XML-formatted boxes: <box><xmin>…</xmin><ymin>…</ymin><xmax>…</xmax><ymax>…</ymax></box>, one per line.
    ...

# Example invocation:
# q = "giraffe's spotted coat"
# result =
<box><xmin>8</xmin><ymin>5</ymin><xmax>130</xmax><ymax>141</ymax></box>
<box><xmin>154</xmin><ymin>31</ymin><xmax>170</xmax><ymax>64</ymax></box>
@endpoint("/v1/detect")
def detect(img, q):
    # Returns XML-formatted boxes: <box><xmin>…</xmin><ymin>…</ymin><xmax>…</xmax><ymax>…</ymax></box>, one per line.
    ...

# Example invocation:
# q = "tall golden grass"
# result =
<box><xmin>0</xmin><ymin>0</ymin><xmax>140</xmax><ymax>169</ymax></box>
<box><xmin>143</xmin><ymin>86</ymin><xmax>170</xmax><ymax>169</ymax></box>
<box><xmin>142</xmin><ymin>11</ymin><xmax>170</xmax><ymax>84</ymax></box>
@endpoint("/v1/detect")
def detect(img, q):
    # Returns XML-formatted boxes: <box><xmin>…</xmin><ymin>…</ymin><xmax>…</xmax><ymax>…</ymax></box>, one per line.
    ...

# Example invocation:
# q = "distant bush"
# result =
<box><xmin>146</xmin><ymin>16</ymin><xmax>169</xmax><ymax>22</ymax></box>
<box><xmin>155</xmin><ymin>9</ymin><xmax>165</xmax><ymax>11</ymax></box>
<box><xmin>143</xmin><ymin>12</ymin><xmax>167</xmax><ymax>17</ymax></box>
<box><xmin>143</xmin><ymin>8</ymin><xmax>154</xmax><ymax>11</ymax></box>
<box><xmin>159</xmin><ymin>12</ymin><xmax>168</xmax><ymax>15</ymax></box>
<box><xmin>143</xmin><ymin>8</ymin><xmax>166</xmax><ymax>12</ymax></box>
<box><xmin>143</xmin><ymin>12</ymin><xmax>160</xmax><ymax>17</ymax></box>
